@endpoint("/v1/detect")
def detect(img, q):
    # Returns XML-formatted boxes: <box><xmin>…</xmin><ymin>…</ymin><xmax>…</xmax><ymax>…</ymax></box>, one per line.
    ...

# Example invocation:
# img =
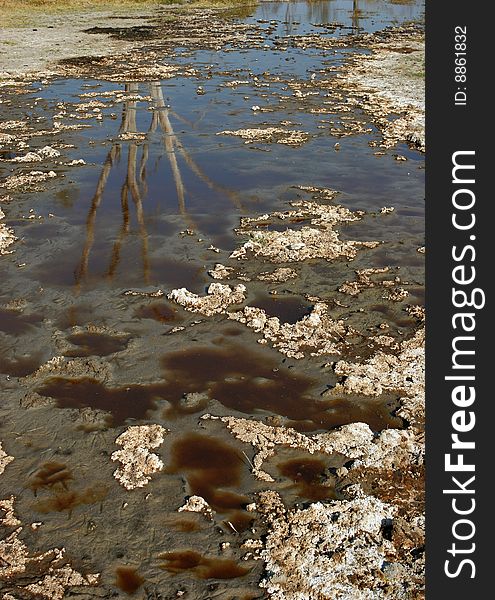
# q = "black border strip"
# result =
<box><xmin>426</xmin><ymin>0</ymin><xmax>490</xmax><ymax>595</ymax></box>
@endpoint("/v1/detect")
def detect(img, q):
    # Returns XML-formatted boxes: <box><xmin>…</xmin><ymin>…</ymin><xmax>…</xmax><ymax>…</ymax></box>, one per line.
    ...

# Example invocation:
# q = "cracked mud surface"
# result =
<box><xmin>1</xmin><ymin>1</ymin><xmax>424</xmax><ymax>598</ymax></box>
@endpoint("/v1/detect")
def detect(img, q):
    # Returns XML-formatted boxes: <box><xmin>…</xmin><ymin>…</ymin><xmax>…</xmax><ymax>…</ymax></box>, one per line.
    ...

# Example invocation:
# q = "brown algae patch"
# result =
<box><xmin>0</xmin><ymin>307</ymin><xmax>43</xmax><ymax>334</ymax></box>
<box><xmin>166</xmin><ymin>432</ymin><xmax>254</xmax><ymax>533</ymax></box>
<box><xmin>34</xmin><ymin>377</ymin><xmax>162</xmax><ymax>425</ymax></box>
<box><xmin>134</xmin><ymin>301</ymin><xmax>181</xmax><ymax>323</ymax></box>
<box><xmin>33</xmin><ymin>483</ymin><xmax>108</xmax><ymax>514</ymax></box>
<box><xmin>277</xmin><ymin>456</ymin><xmax>337</xmax><ymax>502</ymax></box>
<box><xmin>166</xmin><ymin>433</ymin><xmax>247</xmax><ymax>512</ymax></box>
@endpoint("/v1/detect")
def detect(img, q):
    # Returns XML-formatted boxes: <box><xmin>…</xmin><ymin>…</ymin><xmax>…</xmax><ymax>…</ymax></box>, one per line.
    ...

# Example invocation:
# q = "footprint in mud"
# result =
<box><xmin>28</xmin><ymin>461</ymin><xmax>73</xmax><ymax>492</ymax></box>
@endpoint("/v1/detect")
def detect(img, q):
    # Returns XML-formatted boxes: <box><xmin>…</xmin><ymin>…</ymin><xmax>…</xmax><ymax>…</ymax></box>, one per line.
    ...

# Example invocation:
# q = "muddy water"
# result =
<box><xmin>0</xmin><ymin>1</ymin><xmax>424</xmax><ymax>597</ymax></box>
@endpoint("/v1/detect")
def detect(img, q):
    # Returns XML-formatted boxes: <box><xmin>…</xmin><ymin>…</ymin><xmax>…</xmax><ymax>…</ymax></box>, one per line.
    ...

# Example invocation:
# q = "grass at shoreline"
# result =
<box><xmin>0</xmin><ymin>0</ymin><xmax>257</xmax><ymax>27</ymax></box>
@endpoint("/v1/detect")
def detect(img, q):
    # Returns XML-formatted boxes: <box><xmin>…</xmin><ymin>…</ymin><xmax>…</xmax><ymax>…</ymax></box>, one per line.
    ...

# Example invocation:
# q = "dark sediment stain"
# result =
<box><xmin>159</xmin><ymin>550</ymin><xmax>251</xmax><ymax>579</ymax></box>
<box><xmin>134</xmin><ymin>301</ymin><xmax>181</xmax><ymax>323</ymax></box>
<box><xmin>33</xmin><ymin>483</ymin><xmax>108</xmax><ymax>513</ymax></box>
<box><xmin>0</xmin><ymin>308</ymin><xmax>43</xmax><ymax>335</ymax></box>
<box><xmin>172</xmin><ymin>518</ymin><xmax>203</xmax><ymax>533</ymax></box>
<box><xmin>407</xmin><ymin>286</ymin><xmax>424</xmax><ymax>305</ymax></box>
<box><xmin>83</xmin><ymin>25</ymin><xmax>158</xmax><ymax>41</ymax></box>
<box><xmin>65</xmin><ymin>331</ymin><xmax>131</xmax><ymax>357</ymax></box>
<box><xmin>160</xmin><ymin>344</ymin><xmax>316</xmax><ymax>420</ymax></box>
<box><xmin>166</xmin><ymin>433</ymin><xmax>247</xmax><ymax>511</ymax></box>
<box><xmin>249</xmin><ymin>294</ymin><xmax>313</xmax><ymax>324</ymax></box>
<box><xmin>278</xmin><ymin>457</ymin><xmax>337</xmax><ymax>501</ymax></box>
<box><xmin>166</xmin><ymin>432</ymin><xmax>253</xmax><ymax>532</ymax></box>
<box><xmin>222</xmin><ymin>325</ymin><xmax>244</xmax><ymax>336</ymax></box>
<box><xmin>222</xmin><ymin>510</ymin><xmax>254</xmax><ymax>533</ymax></box>
<box><xmin>286</xmin><ymin>393</ymin><xmax>403</xmax><ymax>433</ymax></box>
<box><xmin>115</xmin><ymin>566</ymin><xmax>145</xmax><ymax>594</ymax></box>
<box><xmin>28</xmin><ymin>462</ymin><xmax>73</xmax><ymax>493</ymax></box>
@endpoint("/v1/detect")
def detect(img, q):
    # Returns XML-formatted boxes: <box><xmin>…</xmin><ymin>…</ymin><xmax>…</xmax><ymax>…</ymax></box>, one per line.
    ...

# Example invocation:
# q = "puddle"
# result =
<box><xmin>278</xmin><ymin>456</ymin><xmax>337</xmax><ymax>501</ymax></box>
<box><xmin>0</xmin><ymin>308</ymin><xmax>43</xmax><ymax>335</ymax></box>
<box><xmin>249</xmin><ymin>293</ymin><xmax>313</xmax><ymax>323</ymax></box>
<box><xmin>65</xmin><ymin>331</ymin><xmax>131</xmax><ymax>357</ymax></box>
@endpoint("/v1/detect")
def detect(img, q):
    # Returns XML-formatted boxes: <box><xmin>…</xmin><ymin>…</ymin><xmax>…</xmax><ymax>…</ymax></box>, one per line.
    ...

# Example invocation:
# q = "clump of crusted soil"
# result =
<box><xmin>168</xmin><ymin>283</ymin><xmax>246</xmax><ymax>316</ymax></box>
<box><xmin>0</xmin><ymin>442</ymin><xmax>14</xmax><ymax>476</ymax></box>
<box><xmin>0</xmin><ymin>208</ymin><xmax>16</xmax><ymax>255</ymax></box>
<box><xmin>217</xmin><ymin>127</ymin><xmax>310</xmax><ymax>147</ymax></box>
<box><xmin>111</xmin><ymin>424</ymin><xmax>168</xmax><ymax>490</ymax></box>
<box><xmin>254</xmin><ymin>488</ymin><xmax>423</xmax><ymax>599</ymax></box>
<box><xmin>228</xmin><ymin>302</ymin><xmax>348</xmax><ymax>359</ymax></box>
<box><xmin>230</xmin><ymin>198</ymin><xmax>379</xmax><ymax>263</ymax></box>
<box><xmin>3</xmin><ymin>170</ymin><xmax>57</xmax><ymax>191</ymax></box>
<box><xmin>178</xmin><ymin>495</ymin><xmax>214</xmax><ymax>520</ymax></box>
<box><xmin>334</xmin><ymin>327</ymin><xmax>424</xmax><ymax>426</ymax></box>
<box><xmin>257</xmin><ymin>267</ymin><xmax>298</xmax><ymax>282</ymax></box>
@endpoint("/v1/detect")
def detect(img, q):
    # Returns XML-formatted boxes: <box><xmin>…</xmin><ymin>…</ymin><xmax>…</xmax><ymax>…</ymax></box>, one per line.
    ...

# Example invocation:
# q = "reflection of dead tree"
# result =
<box><xmin>352</xmin><ymin>0</ymin><xmax>361</xmax><ymax>30</ymax></box>
<box><xmin>76</xmin><ymin>80</ymin><xmax>244</xmax><ymax>289</ymax></box>
<box><xmin>155</xmin><ymin>85</ymin><xmax>243</xmax><ymax>210</ymax></box>
<box><xmin>150</xmin><ymin>82</ymin><xmax>187</xmax><ymax>215</ymax></box>
<box><xmin>75</xmin><ymin>144</ymin><xmax>119</xmax><ymax>286</ymax></box>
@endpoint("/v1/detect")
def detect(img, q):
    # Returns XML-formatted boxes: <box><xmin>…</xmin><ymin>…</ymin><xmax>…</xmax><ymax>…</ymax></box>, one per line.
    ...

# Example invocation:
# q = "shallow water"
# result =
<box><xmin>0</xmin><ymin>1</ymin><xmax>424</xmax><ymax>597</ymax></box>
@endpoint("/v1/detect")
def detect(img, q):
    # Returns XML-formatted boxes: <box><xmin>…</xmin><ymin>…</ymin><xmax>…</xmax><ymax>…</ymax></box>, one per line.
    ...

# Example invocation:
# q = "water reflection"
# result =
<box><xmin>253</xmin><ymin>0</ymin><xmax>424</xmax><ymax>32</ymax></box>
<box><xmin>75</xmin><ymin>81</ymin><xmax>243</xmax><ymax>289</ymax></box>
